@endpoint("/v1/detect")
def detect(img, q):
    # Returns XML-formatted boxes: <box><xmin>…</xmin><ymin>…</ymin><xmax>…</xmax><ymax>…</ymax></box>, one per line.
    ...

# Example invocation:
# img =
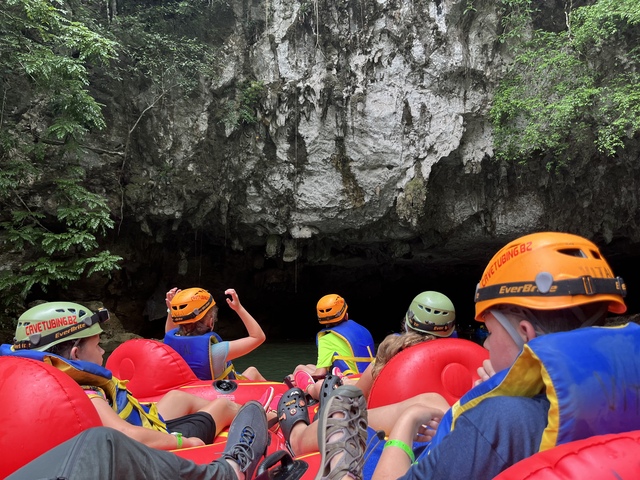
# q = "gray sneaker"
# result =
<box><xmin>221</xmin><ymin>401</ymin><xmax>269</xmax><ymax>480</ymax></box>
<box><xmin>315</xmin><ymin>385</ymin><xmax>367</xmax><ymax>480</ymax></box>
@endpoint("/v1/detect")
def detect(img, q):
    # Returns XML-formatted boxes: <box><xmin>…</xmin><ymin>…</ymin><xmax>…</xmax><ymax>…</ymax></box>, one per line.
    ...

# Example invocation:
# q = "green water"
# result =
<box><xmin>232</xmin><ymin>341</ymin><xmax>318</xmax><ymax>381</ymax></box>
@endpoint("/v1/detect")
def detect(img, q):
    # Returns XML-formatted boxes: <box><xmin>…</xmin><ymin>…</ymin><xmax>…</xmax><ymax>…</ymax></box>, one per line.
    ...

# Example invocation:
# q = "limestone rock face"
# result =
<box><xmin>94</xmin><ymin>0</ymin><xmax>640</xmax><ymax>270</ymax></box>
<box><xmin>115</xmin><ymin>0</ymin><xmax>504</xmax><ymax>260</ymax></box>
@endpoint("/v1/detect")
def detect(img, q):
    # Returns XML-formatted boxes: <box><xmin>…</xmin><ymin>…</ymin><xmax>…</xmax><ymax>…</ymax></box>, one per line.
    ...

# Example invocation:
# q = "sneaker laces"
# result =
<box><xmin>223</xmin><ymin>426</ymin><xmax>256</xmax><ymax>472</ymax></box>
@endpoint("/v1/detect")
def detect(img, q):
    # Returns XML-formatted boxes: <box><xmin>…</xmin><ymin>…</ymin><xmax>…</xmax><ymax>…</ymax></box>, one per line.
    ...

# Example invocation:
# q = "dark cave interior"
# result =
<box><xmin>134</xmin><ymin>250</ymin><xmax>640</xmax><ymax>345</ymax></box>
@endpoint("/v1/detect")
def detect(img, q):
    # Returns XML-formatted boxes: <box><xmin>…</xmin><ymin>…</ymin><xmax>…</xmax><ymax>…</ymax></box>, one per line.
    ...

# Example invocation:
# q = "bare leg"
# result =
<box><xmin>288</xmin><ymin>418</ymin><xmax>320</xmax><ymax>456</ymax></box>
<box><xmin>242</xmin><ymin>366</ymin><xmax>266</xmax><ymax>381</ymax></box>
<box><xmin>287</xmin><ymin>392</ymin><xmax>448</xmax><ymax>456</ymax></box>
<box><xmin>157</xmin><ymin>391</ymin><xmax>240</xmax><ymax>435</ymax></box>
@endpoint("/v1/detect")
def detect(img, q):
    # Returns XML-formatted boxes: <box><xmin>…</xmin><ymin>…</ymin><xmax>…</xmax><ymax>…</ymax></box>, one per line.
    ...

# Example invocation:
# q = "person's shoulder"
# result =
<box><xmin>475</xmin><ymin>394</ymin><xmax>549</xmax><ymax>410</ymax></box>
<box><xmin>464</xmin><ymin>395</ymin><xmax>550</xmax><ymax>426</ymax></box>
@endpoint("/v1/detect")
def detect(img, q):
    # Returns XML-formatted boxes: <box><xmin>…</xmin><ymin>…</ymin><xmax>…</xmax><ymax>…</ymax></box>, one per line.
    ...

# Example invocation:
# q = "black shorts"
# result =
<box><xmin>165</xmin><ymin>412</ymin><xmax>216</xmax><ymax>444</ymax></box>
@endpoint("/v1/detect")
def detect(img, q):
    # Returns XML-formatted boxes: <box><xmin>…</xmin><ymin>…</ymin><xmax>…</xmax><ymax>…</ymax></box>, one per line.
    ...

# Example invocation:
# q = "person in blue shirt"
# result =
<box><xmin>372</xmin><ymin>232</ymin><xmax>635</xmax><ymax>480</ymax></box>
<box><xmin>164</xmin><ymin>287</ymin><xmax>266</xmax><ymax>381</ymax></box>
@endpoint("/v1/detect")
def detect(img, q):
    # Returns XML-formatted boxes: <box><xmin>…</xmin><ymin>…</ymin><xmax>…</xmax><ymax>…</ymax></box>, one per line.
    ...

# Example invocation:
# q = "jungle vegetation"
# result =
<box><xmin>490</xmin><ymin>0</ymin><xmax>640</xmax><ymax>166</ymax></box>
<box><xmin>0</xmin><ymin>0</ymin><xmax>219</xmax><ymax>323</ymax></box>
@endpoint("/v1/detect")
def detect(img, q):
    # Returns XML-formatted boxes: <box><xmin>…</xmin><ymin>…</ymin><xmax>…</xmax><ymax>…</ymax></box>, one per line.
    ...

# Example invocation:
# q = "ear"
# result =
<box><xmin>519</xmin><ymin>320</ymin><xmax>537</xmax><ymax>342</ymax></box>
<box><xmin>70</xmin><ymin>346</ymin><xmax>79</xmax><ymax>360</ymax></box>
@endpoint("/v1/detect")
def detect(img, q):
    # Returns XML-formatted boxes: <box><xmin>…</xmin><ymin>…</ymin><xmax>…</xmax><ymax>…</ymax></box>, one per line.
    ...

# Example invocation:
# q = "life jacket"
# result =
<box><xmin>317</xmin><ymin>320</ymin><xmax>375</xmax><ymax>374</ymax></box>
<box><xmin>164</xmin><ymin>329</ymin><xmax>239</xmax><ymax>380</ymax></box>
<box><xmin>429</xmin><ymin>323</ymin><xmax>640</xmax><ymax>453</ymax></box>
<box><xmin>0</xmin><ymin>345</ymin><xmax>167</xmax><ymax>432</ymax></box>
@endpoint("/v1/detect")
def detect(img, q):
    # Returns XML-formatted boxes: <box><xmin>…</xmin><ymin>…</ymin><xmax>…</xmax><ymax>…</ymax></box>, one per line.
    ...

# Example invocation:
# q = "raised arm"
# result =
<box><xmin>164</xmin><ymin>287</ymin><xmax>181</xmax><ymax>333</ymax></box>
<box><xmin>89</xmin><ymin>397</ymin><xmax>203</xmax><ymax>450</ymax></box>
<box><xmin>224</xmin><ymin>288</ymin><xmax>266</xmax><ymax>360</ymax></box>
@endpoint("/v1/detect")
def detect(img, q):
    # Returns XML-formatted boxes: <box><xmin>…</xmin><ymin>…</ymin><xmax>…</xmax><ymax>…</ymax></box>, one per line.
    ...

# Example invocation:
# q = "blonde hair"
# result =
<box><xmin>371</xmin><ymin>331</ymin><xmax>437</xmax><ymax>379</ymax></box>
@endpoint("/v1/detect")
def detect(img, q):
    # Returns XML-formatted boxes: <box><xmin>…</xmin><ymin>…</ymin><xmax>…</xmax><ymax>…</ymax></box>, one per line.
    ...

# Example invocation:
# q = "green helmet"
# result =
<box><xmin>13</xmin><ymin>302</ymin><xmax>108</xmax><ymax>352</ymax></box>
<box><xmin>404</xmin><ymin>291</ymin><xmax>456</xmax><ymax>337</ymax></box>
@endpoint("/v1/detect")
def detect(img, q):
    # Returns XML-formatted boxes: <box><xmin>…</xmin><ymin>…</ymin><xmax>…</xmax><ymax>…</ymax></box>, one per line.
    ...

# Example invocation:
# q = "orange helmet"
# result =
<box><xmin>317</xmin><ymin>294</ymin><xmax>348</xmax><ymax>324</ymax></box>
<box><xmin>475</xmin><ymin>232</ymin><xmax>627</xmax><ymax>321</ymax></box>
<box><xmin>170</xmin><ymin>288</ymin><xmax>216</xmax><ymax>324</ymax></box>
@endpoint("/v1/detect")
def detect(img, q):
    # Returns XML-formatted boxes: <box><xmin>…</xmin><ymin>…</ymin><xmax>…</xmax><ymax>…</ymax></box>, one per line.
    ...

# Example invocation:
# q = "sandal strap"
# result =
<box><xmin>317</xmin><ymin>387</ymin><xmax>367</xmax><ymax>480</ymax></box>
<box><xmin>314</xmin><ymin>374</ymin><xmax>344</xmax><ymax>422</ymax></box>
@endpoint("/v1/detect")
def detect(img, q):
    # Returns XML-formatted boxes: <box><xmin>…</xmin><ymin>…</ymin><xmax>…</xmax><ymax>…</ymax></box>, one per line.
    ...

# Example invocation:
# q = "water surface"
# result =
<box><xmin>232</xmin><ymin>341</ymin><xmax>318</xmax><ymax>381</ymax></box>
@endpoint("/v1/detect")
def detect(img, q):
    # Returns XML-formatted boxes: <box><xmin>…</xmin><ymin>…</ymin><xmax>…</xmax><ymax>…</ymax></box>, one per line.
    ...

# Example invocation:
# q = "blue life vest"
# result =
<box><xmin>429</xmin><ymin>323</ymin><xmax>640</xmax><ymax>454</ymax></box>
<box><xmin>0</xmin><ymin>345</ymin><xmax>167</xmax><ymax>431</ymax></box>
<box><xmin>164</xmin><ymin>329</ymin><xmax>237</xmax><ymax>380</ymax></box>
<box><xmin>317</xmin><ymin>319</ymin><xmax>375</xmax><ymax>374</ymax></box>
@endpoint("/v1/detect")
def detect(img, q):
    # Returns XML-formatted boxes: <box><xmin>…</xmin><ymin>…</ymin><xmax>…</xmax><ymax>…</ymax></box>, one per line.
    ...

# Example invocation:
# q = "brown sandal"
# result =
<box><xmin>315</xmin><ymin>385</ymin><xmax>367</xmax><ymax>480</ymax></box>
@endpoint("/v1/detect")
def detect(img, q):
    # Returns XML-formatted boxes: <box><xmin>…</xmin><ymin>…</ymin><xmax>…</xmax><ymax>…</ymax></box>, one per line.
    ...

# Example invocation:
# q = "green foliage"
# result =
<box><xmin>221</xmin><ymin>80</ymin><xmax>265</xmax><ymax>130</ymax></box>
<box><xmin>464</xmin><ymin>1</ymin><xmax>477</xmax><ymax>15</ymax></box>
<box><xmin>498</xmin><ymin>0</ymin><xmax>535</xmax><ymax>43</ymax></box>
<box><xmin>299</xmin><ymin>1</ymin><xmax>313</xmax><ymax>16</ymax></box>
<box><xmin>239</xmin><ymin>81</ymin><xmax>265</xmax><ymax>124</ymax></box>
<box><xmin>109</xmin><ymin>2</ymin><xmax>216</xmax><ymax>96</ymax></box>
<box><xmin>1</xmin><ymin>0</ymin><xmax>117</xmax><ymax>142</ymax></box>
<box><xmin>0</xmin><ymin>166</ymin><xmax>122</xmax><ymax>316</ymax></box>
<box><xmin>491</xmin><ymin>0</ymin><xmax>640</xmax><ymax>163</ymax></box>
<box><xmin>0</xmin><ymin>0</ymin><xmax>121</xmax><ymax>321</ymax></box>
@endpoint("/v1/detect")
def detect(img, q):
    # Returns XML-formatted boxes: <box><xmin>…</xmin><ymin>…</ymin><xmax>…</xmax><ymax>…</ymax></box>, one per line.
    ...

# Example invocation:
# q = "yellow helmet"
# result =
<box><xmin>317</xmin><ymin>294</ymin><xmax>348</xmax><ymax>324</ymax></box>
<box><xmin>475</xmin><ymin>232</ymin><xmax>627</xmax><ymax>321</ymax></box>
<box><xmin>14</xmin><ymin>302</ymin><xmax>108</xmax><ymax>352</ymax></box>
<box><xmin>170</xmin><ymin>288</ymin><xmax>216</xmax><ymax>324</ymax></box>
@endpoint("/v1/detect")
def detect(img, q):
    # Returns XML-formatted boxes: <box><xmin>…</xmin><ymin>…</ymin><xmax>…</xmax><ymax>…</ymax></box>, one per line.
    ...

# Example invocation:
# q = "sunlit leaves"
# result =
<box><xmin>2</xmin><ymin>0</ymin><xmax>117</xmax><ymax>143</ymax></box>
<box><xmin>0</xmin><ymin>0</ymin><xmax>121</xmax><ymax>318</ymax></box>
<box><xmin>491</xmin><ymin>0</ymin><xmax>640</xmax><ymax>162</ymax></box>
<box><xmin>0</xmin><ymin>167</ymin><xmax>122</xmax><ymax>313</ymax></box>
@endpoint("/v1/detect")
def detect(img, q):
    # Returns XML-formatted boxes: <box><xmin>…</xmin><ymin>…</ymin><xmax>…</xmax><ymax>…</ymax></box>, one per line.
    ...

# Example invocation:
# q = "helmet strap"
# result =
<box><xmin>476</xmin><ymin>275</ymin><xmax>626</xmax><ymax>303</ymax></box>
<box><xmin>489</xmin><ymin>309</ymin><xmax>526</xmax><ymax>350</ymax></box>
<box><xmin>574</xmin><ymin>304</ymin><xmax>608</xmax><ymax>328</ymax></box>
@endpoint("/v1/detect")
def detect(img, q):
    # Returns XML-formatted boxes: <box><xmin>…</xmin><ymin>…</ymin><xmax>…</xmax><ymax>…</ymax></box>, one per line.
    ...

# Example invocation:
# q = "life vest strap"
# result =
<box><xmin>332</xmin><ymin>355</ymin><xmax>375</xmax><ymax>363</ymax></box>
<box><xmin>215</xmin><ymin>363</ymin><xmax>235</xmax><ymax>381</ymax></box>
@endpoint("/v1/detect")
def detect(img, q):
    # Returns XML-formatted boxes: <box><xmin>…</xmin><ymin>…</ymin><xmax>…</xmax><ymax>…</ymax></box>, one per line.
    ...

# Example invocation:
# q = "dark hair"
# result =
<box><xmin>45</xmin><ymin>339</ymin><xmax>78</xmax><ymax>359</ymax></box>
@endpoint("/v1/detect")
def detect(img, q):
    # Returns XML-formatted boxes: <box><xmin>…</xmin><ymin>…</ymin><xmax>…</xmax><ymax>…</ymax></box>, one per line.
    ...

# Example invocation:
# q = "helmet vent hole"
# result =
<box><xmin>591</xmin><ymin>250</ymin><xmax>602</xmax><ymax>259</ymax></box>
<box><xmin>558</xmin><ymin>248</ymin><xmax>587</xmax><ymax>258</ymax></box>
